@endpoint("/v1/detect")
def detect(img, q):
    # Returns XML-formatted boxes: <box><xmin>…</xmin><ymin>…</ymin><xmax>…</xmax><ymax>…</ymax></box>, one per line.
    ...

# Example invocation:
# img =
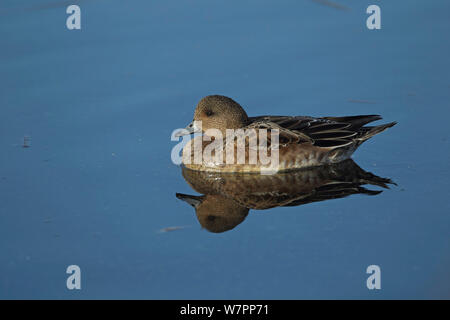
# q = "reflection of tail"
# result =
<box><xmin>283</xmin><ymin>159</ymin><xmax>396</xmax><ymax>207</ymax></box>
<box><xmin>330</xmin><ymin>158</ymin><xmax>396</xmax><ymax>188</ymax></box>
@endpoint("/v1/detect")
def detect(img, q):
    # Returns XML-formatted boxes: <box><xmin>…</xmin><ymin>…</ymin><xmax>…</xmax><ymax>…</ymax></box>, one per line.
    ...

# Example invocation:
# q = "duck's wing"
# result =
<box><xmin>248</xmin><ymin>115</ymin><xmax>383</xmax><ymax>148</ymax></box>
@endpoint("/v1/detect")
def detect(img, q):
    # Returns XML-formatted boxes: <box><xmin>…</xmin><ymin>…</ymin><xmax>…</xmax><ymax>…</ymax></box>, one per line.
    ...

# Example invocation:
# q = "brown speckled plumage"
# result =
<box><xmin>178</xmin><ymin>95</ymin><xmax>396</xmax><ymax>172</ymax></box>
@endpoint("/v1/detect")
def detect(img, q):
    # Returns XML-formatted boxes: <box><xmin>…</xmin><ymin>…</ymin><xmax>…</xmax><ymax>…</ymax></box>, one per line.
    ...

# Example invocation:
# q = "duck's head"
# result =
<box><xmin>177</xmin><ymin>95</ymin><xmax>249</xmax><ymax>136</ymax></box>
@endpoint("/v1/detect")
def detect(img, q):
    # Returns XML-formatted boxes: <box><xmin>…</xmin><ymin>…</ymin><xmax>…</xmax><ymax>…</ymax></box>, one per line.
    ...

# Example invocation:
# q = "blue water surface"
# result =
<box><xmin>0</xmin><ymin>0</ymin><xmax>449</xmax><ymax>299</ymax></box>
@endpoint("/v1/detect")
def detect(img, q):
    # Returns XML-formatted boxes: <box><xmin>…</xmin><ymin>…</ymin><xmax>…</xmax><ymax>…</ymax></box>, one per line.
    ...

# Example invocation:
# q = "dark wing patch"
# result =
<box><xmin>248</xmin><ymin>115</ymin><xmax>386</xmax><ymax>149</ymax></box>
<box><xmin>306</xmin><ymin>122</ymin><xmax>351</xmax><ymax>132</ymax></box>
<box><xmin>312</xmin><ymin>139</ymin><xmax>353</xmax><ymax>148</ymax></box>
<box><xmin>309</xmin><ymin>130</ymin><xmax>357</xmax><ymax>140</ymax></box>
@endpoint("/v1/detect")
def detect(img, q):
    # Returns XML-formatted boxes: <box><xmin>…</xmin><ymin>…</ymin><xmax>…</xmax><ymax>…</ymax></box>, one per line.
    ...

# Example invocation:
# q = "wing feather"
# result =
<box><xmin>247</xmin><ymin>114</ymin><xmax>389</xmax><ymax>149</ymax></box>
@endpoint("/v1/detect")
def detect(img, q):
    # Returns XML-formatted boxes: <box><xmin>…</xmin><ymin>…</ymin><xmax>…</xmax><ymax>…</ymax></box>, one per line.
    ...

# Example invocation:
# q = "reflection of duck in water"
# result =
<box><xmin>176</xmin><ymin>159</ymin><xmax>395</xmax><ymax>233</ymax></box>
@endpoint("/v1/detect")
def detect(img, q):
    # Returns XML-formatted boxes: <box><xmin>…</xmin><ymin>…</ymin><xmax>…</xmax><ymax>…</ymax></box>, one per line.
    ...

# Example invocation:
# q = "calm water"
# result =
<box><xmin>1</xmin><ymin>0</ymin><xmax>449</xmax><ymax>299</ymax></box>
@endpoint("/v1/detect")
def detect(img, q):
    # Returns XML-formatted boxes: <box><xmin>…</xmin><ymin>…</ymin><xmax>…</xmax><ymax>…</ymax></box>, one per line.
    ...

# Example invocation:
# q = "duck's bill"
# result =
<box><xmin>174</xmin><ymin>121</ymin><xmax>202</xmax><ymax>137</ymax></box>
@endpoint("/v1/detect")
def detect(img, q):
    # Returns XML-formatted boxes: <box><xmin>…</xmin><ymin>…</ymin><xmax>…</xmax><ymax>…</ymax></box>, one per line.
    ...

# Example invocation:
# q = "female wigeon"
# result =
<box><xmin>176</xmin><ymin>95</ymin><xmax>396</xmax><ymax>173</ymax></box>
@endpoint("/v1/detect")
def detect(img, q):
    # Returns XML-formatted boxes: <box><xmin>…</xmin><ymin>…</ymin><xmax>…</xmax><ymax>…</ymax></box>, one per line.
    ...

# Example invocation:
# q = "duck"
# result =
<box><xmin>176</xmin><ymin>159</ymin><xmax>395</xmax><ymax>233</ymax></box>
<box><xmin>175</xmin><ymin>95</ymin><xmax>396</xmax><ymax>173</ymax></box>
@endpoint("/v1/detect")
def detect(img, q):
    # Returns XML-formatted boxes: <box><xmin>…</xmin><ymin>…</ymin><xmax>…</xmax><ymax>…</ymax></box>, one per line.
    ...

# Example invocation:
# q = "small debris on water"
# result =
<box><xmin>22</xmin><ymin>136</ymin><xmax>31</xmax><ymax>148</ymax></box>
<box><xmin>158</xmin><ymin>225</ymin><xmax>190</xmax><ymax>233</ymax></box>
<box><xmin>312</xmin><ymin>0</ymin><xmax>350</xmax><ymax>11</ymax></box>
<box><xmin>348</xmin><ymin>99</ymin><xmax>376</xmax><ymax>104</ymax></box>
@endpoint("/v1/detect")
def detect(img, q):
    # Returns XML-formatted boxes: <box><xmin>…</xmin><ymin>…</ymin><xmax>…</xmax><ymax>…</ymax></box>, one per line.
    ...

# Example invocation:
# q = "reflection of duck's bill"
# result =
<box><xmin>175</xmin><ymin>193</ymin><xmax>203</xmax><ymax>208</ymax></box>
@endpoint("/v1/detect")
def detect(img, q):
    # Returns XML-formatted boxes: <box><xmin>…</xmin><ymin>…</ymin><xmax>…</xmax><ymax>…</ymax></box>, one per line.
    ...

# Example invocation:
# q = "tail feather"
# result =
<box><xmin>358</xmin><ymin>121</ymin><xmax>397</xmax><ymax>143</ymax></box>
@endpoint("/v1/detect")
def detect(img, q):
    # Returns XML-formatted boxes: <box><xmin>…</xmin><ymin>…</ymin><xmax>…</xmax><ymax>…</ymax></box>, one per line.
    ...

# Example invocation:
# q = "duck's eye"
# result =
<box><xmin>205</xmin><ymin>110</ymin><xmax>214</xmax><ymax>117</ymax></box>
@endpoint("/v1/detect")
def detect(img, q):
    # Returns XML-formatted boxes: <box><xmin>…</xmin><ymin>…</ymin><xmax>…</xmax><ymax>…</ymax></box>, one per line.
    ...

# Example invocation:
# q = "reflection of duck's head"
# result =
<box><xmin>176</xmin><ymin>193</ymin><xmax>249</xmax><ymax>233</ymax></box>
